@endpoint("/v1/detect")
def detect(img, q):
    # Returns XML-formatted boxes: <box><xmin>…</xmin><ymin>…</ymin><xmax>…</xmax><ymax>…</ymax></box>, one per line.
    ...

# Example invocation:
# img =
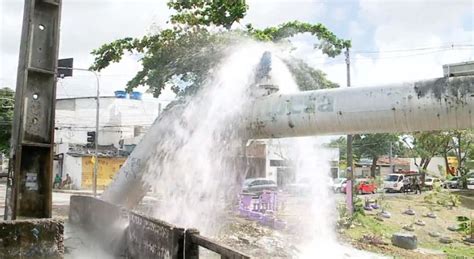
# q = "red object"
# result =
<box><xmin>356</xmin><ymin>180</ymin><xmax>377</xmax><ymax>194</ymax></box>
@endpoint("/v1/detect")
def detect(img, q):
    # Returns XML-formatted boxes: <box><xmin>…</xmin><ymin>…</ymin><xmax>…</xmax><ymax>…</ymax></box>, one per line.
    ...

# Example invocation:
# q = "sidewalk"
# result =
<box><xmin>53</xmin><ymin>188</ymin><xmax>104</xmax><ymax>196</ymax></box>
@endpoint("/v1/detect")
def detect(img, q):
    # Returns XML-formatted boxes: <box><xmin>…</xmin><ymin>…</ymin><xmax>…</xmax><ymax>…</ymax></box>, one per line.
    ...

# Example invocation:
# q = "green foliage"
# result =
<box><xmin>0</xmin><ymin>87</ymin><xmax>14</xmax><ymax>154</ymax></box>
<box><xmin>404</xmin><ymin>131</ymin><xmax>452</xmax><ymax>170</ymax></box>
<box><xmin>168</xmin><ymin>0</ymin><xmax>248</xmax><ymax>29</ymax></box>
<box><xmin>283</xmin><ymin>58</ymin><xmax>339</xmax><ymax>90</ymax></box>
<box><xmin>90</xmin><ymin>1</ymin><xmax>350</xmax><ymax>97</ymax></box>
<box><xmin>456</xmin><ymin>215</ymin><xmax>473</xmax><ymax>237</ymax></box>
<box><xmin>449</xmin><ymin>130</ymin><xmax>473</xmax><ymax>187</ymax></box>
<box><xmin>353</xmin><ymin>134</ymin><xmax>399</xmax><ymax>176</ymax></box>
<box><xmin>337</xmin><ymin>197</ymin><xmax>365</xmax><ymax>229</ymax></box>
<box><xmin>353</xmin><ymin>134</ymin><xmax>399</xmax><ymax>161</ymax></box>
<box><xmin>247</xmin><ymin>21</ymin><xmax>351</xmax><ymax>57</ymax></box>
<box><xmin>423</xmin><ymin>184</ymin><xmax>460</xmax><ymax>208</ymax></box>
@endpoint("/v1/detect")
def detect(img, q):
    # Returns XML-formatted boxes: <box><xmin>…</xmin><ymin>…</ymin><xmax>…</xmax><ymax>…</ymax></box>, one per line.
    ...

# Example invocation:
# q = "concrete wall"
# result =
<box><xmin>0</xmin><ymin>219</ymin><xmax>64</xmax><ymax>258</ymax></box>
<box><xmin>409</xmin><ymin>156</ymin><xmax>446</xmax><ymax>178</ymax></box>
<box><xmin>69</xmin><ymin>196</ymin><xmax>248</xmax><ymax>259</ymax></box>
<box><xmin>53</xmin><ymin>153</ymin><xmax>127</xmax><ymax>190</ymax></box>
<box><xmin>81</xmin><ymin>156</ymin><xmax>126</xmax><ymax>189</ymax></box>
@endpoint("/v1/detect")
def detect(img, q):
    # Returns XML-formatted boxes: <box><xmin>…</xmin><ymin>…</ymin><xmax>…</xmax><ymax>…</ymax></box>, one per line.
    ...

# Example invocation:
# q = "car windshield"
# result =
<box><xmin>243</xmin><ymin>179</ymin><xmax>260</xmax><ymax>186</ymax></box>
<box><xmin>385</xmin><ymin>175</ymin><xmax>399</xmax><ymax>181</ymax></box>
<box><xmin>425</xmin><ymin>178</ymin><xmax>433</xmax><ymax>182</ymax></box>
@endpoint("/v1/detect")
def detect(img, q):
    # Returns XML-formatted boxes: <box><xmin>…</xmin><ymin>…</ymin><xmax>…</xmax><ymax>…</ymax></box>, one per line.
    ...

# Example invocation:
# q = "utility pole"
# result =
<box><xmin>5</xmin><ymin>0</ymin><xmax>62</xmax><ymax>219</ymax></box>
<box><xmin>389</xmin><ymin>142</ymin><xmax>393</xmax><ymax>173</ymax></box>
<box><xmin>345</xmin><ymin>46</ymin><xmax>354</xmax><ymax>213</ymax></box>
<box><xmin>93</xmin><ymin>73</ymin><xmax>100</xmax><ymax>197</ymax></box>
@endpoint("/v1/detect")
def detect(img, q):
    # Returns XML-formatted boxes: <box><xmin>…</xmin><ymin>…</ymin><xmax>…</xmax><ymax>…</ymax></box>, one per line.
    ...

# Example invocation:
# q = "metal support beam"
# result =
<box><xmin>4</xmin><ymin>0</ymin><xmax>62</xmax><ymax>219</ymax></box>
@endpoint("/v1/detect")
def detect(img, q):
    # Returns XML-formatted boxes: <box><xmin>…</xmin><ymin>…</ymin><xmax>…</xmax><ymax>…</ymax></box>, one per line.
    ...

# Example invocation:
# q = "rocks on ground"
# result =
<box><xmin>391</xmin><ymin>233</ymin><xmax>418</xmax><ymax>250</ymax></box>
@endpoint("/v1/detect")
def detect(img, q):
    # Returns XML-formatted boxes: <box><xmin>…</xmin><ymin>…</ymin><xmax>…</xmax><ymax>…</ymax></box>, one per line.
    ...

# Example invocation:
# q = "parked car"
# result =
<box><xmin>356</xmin><ymin>179</ymin><xmax>377</xmax><ymax>194</ymax></box>
<box><xmin>442</xmin><ymin>176</ymin><xmax>461</xmax><ymax>189</ymax></box>
<box><xmin>424</xmin><ymin>177</ymin><xmax>441</xmax><ymax>190</ymax></box>
<box><xmin>332</xmin><ymin>178</ymin><xmax>347</xmax><ymax>193</ymax></box>
<box><xmin>383</xmin><ymin>174</ymin><xmax>405</xmax><ymax>192</ymax></box>
<box><xmin>467</xmin><ymin>172</ymin><xmax>474</xmax><ymax>190</ymax></box>
<box><xmin>242</xmin><ymin>178</ymin><xmax>278</xmax><ymax>194</ymax></box>
<box><xmin>341</xmin><ymin>179</ymin><xmax>376</xmax><ymax>194</ymax></box>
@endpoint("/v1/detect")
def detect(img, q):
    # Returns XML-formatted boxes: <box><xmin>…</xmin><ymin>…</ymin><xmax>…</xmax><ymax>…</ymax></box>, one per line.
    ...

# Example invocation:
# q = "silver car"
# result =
<box><xmin>242</xmin><ymin>178</ymin><xmax>278</xmax><ymax>194</ymax></box>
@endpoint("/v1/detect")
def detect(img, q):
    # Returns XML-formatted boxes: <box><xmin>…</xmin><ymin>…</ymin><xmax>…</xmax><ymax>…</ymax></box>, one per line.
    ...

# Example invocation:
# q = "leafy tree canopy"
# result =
<box><xmin>90</xmin><ymin>0</ymin><xmax>350</xmax><ymax>97</ymax></box>
<box><xmin>0</xmin><ymin>87</ymin><xmax>14</xmax><ymax>154</ymax></box>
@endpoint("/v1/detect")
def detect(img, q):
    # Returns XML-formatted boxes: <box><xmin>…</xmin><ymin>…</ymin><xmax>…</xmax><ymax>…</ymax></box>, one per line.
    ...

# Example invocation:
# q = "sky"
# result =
<box><xmin>1</xmin><ymin>0</ymin><xmax>473</xmax><ymax>101</ymax></box>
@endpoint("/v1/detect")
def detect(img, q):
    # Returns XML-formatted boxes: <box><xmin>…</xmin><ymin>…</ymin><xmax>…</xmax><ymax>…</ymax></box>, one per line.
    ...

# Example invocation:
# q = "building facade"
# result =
<box><xmin>53</xmin><ymin>95</ymin><xmax>166</xmax><ymax>189</ymax></box>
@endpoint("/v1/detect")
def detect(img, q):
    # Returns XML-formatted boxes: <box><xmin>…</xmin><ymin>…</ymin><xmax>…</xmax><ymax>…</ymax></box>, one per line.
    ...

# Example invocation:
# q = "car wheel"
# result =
<box><xmin>399</xmin><ymin>186</ymin><xmax>404</xmax><ymax>193</ymax></box>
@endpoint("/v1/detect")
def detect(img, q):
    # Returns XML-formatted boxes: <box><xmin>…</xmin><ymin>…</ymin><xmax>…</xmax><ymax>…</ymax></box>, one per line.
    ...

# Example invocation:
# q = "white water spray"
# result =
<box><xmin>144</xmin><ymin>43</ymin><xmax>266</xmax><ymax>234</ymax></box>
<box><xmin>137</xmin><ymin>41</ymin><xmax>382</xmax><ymax>257</ymax></box>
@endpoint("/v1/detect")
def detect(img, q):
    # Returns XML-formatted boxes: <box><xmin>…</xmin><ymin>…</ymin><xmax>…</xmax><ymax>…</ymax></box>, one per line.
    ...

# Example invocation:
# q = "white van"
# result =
<box><xmin>383</xmin><ymin>174</ymin><xmax>405</xmax><ymax>192</ymax></box>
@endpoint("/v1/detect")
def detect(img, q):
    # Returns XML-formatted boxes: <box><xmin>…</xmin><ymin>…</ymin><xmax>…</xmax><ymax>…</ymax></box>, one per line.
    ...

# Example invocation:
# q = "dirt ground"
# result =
<box><xmin>340</xmin><ymin>191</ymin><xmax>474</xmax><ymax>258</ymax></box>
<box><xmin>214</xmin><ymin>190</ymin><xmax>474</xmax><ymax>258</ymax></box>
<box><xmin>2</xmin><ymin>180</ymin><xmax>471</xmax><ymax>258</ymax></box>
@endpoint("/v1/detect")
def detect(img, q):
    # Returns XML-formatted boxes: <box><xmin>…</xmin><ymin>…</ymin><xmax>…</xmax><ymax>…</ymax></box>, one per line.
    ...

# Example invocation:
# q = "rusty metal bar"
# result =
<box><xmin>189</xmin><ymin>233</ymin><xmax>251</xmax><ymax>259</ymax></box>
<box><xmin>4</xmin><ymin>0</ymin><xmax>62</xmax><ymax>219</ymax></box>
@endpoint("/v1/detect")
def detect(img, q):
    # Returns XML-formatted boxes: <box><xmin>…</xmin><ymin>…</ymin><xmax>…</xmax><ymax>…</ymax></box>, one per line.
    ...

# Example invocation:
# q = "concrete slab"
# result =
<box><xmin>0</xmin><ymin>218</ymin><xmax>64</xmax><ymax>258</ymax></box>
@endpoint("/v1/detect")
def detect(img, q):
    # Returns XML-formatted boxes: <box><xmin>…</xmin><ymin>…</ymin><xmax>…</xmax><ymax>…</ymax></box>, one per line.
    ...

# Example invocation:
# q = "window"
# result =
<box><xmin>270</xmin><ymin>160</ymin><xmax>288</xmax><ymax>167</ymax></box>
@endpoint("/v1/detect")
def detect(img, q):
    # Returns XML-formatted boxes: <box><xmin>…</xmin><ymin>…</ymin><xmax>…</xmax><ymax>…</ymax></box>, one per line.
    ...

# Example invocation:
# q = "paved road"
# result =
<box><xmin>0</xmin><ymin>181</ymin><xmax>89</xmax><ymax>218</ymax></box>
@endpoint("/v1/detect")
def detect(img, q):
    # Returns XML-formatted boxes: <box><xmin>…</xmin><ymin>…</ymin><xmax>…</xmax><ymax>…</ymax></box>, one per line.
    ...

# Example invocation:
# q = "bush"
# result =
<box><xmin>423</xmin><ymin>185</ymin><xmax>460</xmax><ymax>208</ymax></box>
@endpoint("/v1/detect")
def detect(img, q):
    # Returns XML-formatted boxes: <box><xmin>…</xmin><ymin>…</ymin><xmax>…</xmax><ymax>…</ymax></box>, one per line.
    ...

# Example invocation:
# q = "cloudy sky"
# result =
<box><xmin>1</xmin><ymin>0</ymin><xmax>473</xmax><ymax>101</ymax></box>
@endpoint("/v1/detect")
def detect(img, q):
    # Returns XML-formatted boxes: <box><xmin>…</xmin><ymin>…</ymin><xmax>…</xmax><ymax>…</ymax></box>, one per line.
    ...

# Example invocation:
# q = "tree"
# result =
<box><xmin>0</xmin><ymin>87</ymin><xmax>14</xmax><ymax>154</ymax></box>
<box><xmin>90</xmin><ymin>1</ymin><xmax>350</xmax><ymax>97</ymax></box>
<box><xmin>449</xmin><ymin>130</ymin><xmax>473</xmax><ymax>188</ymax></box>
<box><xmin>353</xmin><ymin>134</ymin><xmax>399</xmax><ymax>177</ymax></box>
<box><xmin>403</xmin><ymin>132</ymin><xmax>445</xmax><ymax>171</ymax></box>
<box><xmin>328</xmin><ymin>134</ymin><xmax>406</xmax><ymax>174</ymax></box>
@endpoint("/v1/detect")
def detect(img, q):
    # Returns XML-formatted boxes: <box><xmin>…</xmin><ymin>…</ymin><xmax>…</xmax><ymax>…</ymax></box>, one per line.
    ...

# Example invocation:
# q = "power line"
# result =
<box><xmin>352</xmin><ymin>43</ymin><xmax>474</xmax><ymax>54</ymax></box>
<box><xmin>312</xmin><ymin>45</ymin><xmax>474</xmax><ymax>66</ymax></box>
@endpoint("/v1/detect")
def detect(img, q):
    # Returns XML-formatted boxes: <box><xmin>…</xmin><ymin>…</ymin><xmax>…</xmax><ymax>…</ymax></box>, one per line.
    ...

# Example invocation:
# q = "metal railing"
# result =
<box><xmin>185</xmin><ymin>229</ymin><xmax>251</xmax><ymax>259</ymax></box>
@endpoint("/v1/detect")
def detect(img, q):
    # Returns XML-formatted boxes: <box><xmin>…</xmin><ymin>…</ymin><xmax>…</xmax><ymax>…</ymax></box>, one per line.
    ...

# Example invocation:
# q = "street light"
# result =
<box><xmin>58</xmin><ymin>66</ymin><xmax>100</xmax><ymax>197</ymax></box>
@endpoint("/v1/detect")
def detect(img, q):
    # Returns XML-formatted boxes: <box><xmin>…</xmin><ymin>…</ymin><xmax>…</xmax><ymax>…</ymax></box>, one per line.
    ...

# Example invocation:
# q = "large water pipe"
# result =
<box><xmin>102</xmin><ymin>75</ymin><xmax>474</xmax><ymax>208</ymax></box>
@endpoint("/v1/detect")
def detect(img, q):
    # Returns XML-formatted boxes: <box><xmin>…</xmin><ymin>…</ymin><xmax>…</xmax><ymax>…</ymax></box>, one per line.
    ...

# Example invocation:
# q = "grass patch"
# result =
<box><xmin>345</xmin><ymin>215</ymin><xmax>398</xmax><ymax>240</ymax></box>
<box><xmin>423</xmin><ymin>242</ymin><xmax>474</xmax><ymax>258</ymax></box>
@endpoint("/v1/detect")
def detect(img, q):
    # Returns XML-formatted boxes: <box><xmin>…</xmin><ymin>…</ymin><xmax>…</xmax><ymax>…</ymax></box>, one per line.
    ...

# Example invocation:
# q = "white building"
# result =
<box><xmin>53</xmin><ymin>95</ymin><xmax>168</xmax><ymax>189</ymax></box>
<box><xmin>55</xmin><ymin>96</ymin><xmax>165</xmax><ymax>147</ymax></box>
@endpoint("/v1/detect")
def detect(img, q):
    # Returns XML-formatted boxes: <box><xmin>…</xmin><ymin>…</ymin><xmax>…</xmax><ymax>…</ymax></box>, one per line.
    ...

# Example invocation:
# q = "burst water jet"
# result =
<box><xmin>100</xmin><ymin>42</ymin><xmax>474</xmax><ymax>257</ymax></box>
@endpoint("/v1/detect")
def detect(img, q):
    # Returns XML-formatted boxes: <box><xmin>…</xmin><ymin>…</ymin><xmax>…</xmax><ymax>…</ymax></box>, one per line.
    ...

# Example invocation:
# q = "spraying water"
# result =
<box><xmin>109</xmin><ymin>40</ymin><xmax>382</xmax><ymax>257</ymax></box>
<box><xmin>144</xmin><ymin>43</ymin><xmax>265</xmax><ymax>234</ymax></box>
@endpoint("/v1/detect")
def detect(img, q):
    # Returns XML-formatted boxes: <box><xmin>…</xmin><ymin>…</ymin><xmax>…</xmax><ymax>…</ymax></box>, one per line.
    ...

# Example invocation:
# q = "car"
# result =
<box><xmin>341</xmin><ymin>179</ymin><xmax>376</xmax><ymax>194</ymax></box>
<box><xmin>424</xmin><ymin>177</ymin><xmax>441</xmax><ymax>190</ymax></box>
<box><xmin>467</xmin><ymin>172</ymin><xmax>474</xmax><ymax>190</ymax></box>
<box><xmin>242</xmin><ymin>178</ymin><xmax>278</xmax><ymax>194</ymax></box>
<box><xmin>442</xmin><ymin>176</ymin><xmax>460</xmax><ymax>189</ymax></box>
<box><xmin>383</xmin><ymin>174</ymin><xmax>405</xmax><ymax>192</ymax></box>
<box><xmin>332</xmin><ymin>178</ymin><xmax>347</xmax><ymax>193</ymax></box>
<box><xmin>356</xmin><ymin>179</ymin><xmax>377</xmax><ymax>194</ymax></box>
